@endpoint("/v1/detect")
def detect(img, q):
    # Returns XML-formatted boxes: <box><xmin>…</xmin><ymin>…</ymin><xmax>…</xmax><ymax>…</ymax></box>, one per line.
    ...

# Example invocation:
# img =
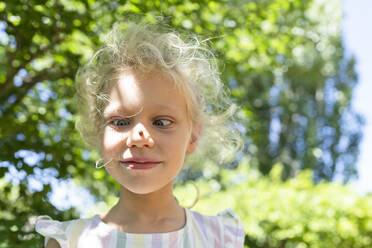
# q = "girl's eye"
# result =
<box><xmin>111</xmin><ymin>119</ymin><xmax>130</xmax><ymax>127</ymax></box>
<box><xmin>153</xmin><ymin>119</ymin><xmax>172</xmax><ymax>127</ymax></box>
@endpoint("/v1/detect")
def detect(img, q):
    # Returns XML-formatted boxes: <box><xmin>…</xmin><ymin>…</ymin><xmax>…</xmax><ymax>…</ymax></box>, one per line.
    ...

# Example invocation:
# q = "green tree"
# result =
<box><xmin>0</xmin><ymin>0</ymin><xmax>363</xmax><ymax>246</ymax></box>
<box><xmin>186</xmin><ymin>162</ymin><xmax>372</xmax><ymax>248</ymax></box>
<box><xmin>192</xmin><ymin>0</ymin><xmax>363</xmax><ymax>181</ymax></box>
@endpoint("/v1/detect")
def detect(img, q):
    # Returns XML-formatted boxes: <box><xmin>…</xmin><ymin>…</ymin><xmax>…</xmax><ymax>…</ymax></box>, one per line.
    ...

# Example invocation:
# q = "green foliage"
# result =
<box><xmin>181</xmin><ymin>162</ymin><xmax>372</xmax><ymax>248</ymax></box>
<box><xmin>0</xmin><ymin>0</ymin><xmax>364</xmax><ymax>246</ymax></box>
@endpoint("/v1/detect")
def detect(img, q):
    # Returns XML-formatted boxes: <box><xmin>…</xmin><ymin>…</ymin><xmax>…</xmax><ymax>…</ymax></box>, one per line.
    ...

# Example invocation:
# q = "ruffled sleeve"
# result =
<box><xmin>217</xmin><ymin>208</ymin><xmax>245</xmax><ymax>247</ymax></box>
<box><xmin>35</xmin><ymin>216</ymin><xmax>71</xmax><ymax>248</ymax></box>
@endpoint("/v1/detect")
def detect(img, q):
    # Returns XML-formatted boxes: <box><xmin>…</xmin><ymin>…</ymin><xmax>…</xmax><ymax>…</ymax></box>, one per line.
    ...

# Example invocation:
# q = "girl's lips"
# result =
<box><xmin>120</xmin><ymin>161</ymin><xmax>161</xmax><ymax>170</ymax></box>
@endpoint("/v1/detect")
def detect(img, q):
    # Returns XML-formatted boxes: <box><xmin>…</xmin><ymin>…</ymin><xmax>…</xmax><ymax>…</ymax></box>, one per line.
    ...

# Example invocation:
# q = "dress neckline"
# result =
<box><xmin>93</xmin><ymin>207</ymin><xmax>190</xmax><ymax>238</ymax></box>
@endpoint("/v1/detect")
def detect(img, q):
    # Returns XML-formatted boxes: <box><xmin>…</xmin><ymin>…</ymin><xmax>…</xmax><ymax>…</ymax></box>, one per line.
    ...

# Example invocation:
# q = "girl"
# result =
<box><xmin>35</xmin><ymin>20</ymin><xmax>245</xmax><ymax>248</ymax></box>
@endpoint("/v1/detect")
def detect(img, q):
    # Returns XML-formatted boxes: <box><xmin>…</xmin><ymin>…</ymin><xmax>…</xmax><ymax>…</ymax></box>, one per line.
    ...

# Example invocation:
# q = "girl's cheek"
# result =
<box><xmin>103</xmin><ymin>129</ymin><xmax>125</xmax><ymax>150</ymax></box>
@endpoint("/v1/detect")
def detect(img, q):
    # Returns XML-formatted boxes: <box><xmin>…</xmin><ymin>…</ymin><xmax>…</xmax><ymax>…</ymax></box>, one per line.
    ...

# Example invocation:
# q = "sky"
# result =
<box><xmin>343</xmin><ymin>0</ymin><xmax>372</xmax><ymax>194</ymax></box>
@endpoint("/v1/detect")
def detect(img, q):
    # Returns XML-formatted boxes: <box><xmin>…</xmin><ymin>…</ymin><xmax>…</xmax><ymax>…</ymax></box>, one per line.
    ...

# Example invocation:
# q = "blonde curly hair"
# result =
<box><xmin>75</xmin><ymin>20</ymin><xmax>242</xmax><ymax>165</ymax></box>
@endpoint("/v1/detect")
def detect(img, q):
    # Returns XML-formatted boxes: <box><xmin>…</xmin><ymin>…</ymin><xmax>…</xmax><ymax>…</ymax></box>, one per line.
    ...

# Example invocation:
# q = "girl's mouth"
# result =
<box><xmin>120</xmin><ymin>160</ymin><xmax>161</xmax><ymax>170</ymax></box>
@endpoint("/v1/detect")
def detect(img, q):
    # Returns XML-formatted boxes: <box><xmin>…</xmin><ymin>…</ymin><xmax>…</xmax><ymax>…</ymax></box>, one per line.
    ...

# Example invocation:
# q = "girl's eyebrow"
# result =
<box><xmin>151</xmin><ymin>102</ymin><xmax>182</xmax><ymax>111</ymax></box>
<box><xmin>103</xmin><ymin>104</ymin><xmax>181</xmax><ymax>117</ymax></box>
<box><xmin>103</xmin><ymin>106</ymin><xmax>143</xmax><ymax>118</ymax></box>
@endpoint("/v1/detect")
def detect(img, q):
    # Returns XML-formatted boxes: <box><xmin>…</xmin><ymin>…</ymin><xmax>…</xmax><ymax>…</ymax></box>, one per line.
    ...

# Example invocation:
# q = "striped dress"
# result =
<box><xmin>35</xmin><ymin>208</ymin><xmax>245</xmax><ymax>247</ymax></box>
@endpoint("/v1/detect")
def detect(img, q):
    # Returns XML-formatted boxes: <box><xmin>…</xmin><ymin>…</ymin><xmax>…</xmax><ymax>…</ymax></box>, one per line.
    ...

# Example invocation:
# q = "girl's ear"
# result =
<box><xmin>186</xmin><ymin>125</ymin><xmax>201</xmax><ymax>154</ymax></box>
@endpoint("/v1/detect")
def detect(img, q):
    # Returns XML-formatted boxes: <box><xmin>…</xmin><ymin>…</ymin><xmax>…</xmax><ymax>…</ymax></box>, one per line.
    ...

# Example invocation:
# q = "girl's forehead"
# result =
<box><xmin>104</xmin><ymin>69</ymin><xmax>188</xmax><ymax>116</ymax></box>
<box><xmin>113</xmin><ymin>69</ymin><xmax>178</xmax><ymax>94</ymax></box>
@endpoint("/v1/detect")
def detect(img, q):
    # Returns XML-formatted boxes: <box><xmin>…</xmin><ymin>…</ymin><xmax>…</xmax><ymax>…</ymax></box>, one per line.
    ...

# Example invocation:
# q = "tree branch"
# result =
<box><xmin>0</xmin><ymin>46</ymin><xmax>52</xmax><ymax>98</ymax></box>
<box><xmin>2</xmin><ymin>66</ymin><xmax>67</xmax><ymax>117</ymax></box>
<box><xmin>0</xmin><ymin>7</ymin><xmax>67</xmax><ymax>99</ymax></box>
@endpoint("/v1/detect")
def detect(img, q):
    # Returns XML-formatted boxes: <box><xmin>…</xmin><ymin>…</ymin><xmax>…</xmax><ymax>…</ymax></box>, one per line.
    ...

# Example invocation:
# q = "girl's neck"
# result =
<box><xmin>117</xmin><ymin>182</ymin><xmax>181</xmax><ymax>221</ymax></box>
<box><xmin>100</xmin><ymin>181</ymin><xmax>186</xmax><ymax>233</ymax></box>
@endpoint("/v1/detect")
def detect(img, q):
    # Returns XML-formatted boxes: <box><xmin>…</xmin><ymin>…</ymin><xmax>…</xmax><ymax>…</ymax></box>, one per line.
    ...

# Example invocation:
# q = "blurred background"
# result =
<box><xmin>0</xmin><ymin>0</ymin><xmax>371</xmax><ymax>247</ymax></box>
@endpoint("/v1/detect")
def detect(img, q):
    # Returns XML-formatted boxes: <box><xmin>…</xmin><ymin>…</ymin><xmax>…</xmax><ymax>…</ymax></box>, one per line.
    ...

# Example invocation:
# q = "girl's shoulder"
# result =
<box><xmin>35</xmin><ymin>215</ymin><xmax>93</xmax><ymax>248</ymax></box>
<box><xmin>186</xmin><ymin>208</ymin><xmax>245</xmax><ymax>247</ymax></box>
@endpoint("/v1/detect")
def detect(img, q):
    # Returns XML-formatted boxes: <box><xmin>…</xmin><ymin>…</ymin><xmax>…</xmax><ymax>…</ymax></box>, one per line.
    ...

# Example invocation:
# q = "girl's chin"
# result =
<box><xmin>121</xmin><ymin>186</ymin><xmax>164</xmax><ymax>195</ymax></box>
<box><xmin>118</xmin><ymin>180</ymin><xmax>172</xmax><ymax>195</ymax></box>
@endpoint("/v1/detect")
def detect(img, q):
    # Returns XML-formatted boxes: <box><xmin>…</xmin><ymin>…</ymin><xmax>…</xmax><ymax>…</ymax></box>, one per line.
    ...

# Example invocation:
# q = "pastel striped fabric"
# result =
<box><xmin>35</xmin><ymin>208</ymin><xmax>245</xmax><ymax>247</ymax></box>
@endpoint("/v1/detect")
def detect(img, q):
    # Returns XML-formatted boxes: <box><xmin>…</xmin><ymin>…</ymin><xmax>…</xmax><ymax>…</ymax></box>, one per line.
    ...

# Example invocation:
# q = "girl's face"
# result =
<box><xmin>101</xmin><ymin>69</ymin><xmax>199</xmax><ymax>194</ymax></box>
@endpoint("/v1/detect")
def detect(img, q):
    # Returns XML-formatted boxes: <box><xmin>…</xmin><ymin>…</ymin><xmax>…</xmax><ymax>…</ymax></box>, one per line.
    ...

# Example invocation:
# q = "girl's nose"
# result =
<box><xmin>126</xmin><ymin>123</ymin><xmax>154</xmax><ymax>148</ymax></box>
